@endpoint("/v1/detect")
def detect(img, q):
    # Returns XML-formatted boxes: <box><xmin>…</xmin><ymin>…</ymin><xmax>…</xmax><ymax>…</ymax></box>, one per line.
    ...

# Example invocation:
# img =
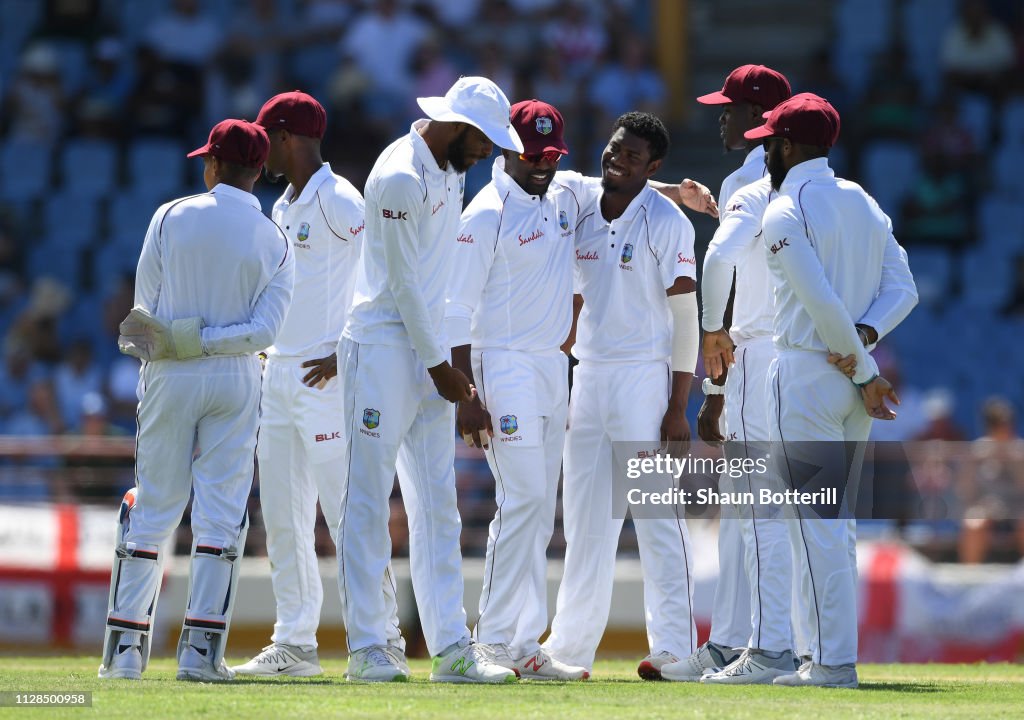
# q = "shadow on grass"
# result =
<box><xmin>858</xmin><ymin>682</ymin><xmax>946</xmax><ymax>694</ymax></box>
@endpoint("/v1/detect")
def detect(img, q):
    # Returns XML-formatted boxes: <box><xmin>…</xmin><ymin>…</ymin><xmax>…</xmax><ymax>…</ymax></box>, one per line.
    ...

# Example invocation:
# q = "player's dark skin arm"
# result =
<box><xmin>662</xmin><ymin>276</ymin><xmax>697</xmax><ymax>444</ymax></box>
<box><xmin>301</xmin><ymin>353</ymin><xmax>337</xmax><ymax>387</ymax></box>
<box><xmin>560</xmin><ymin>293</ymin><xmax>585</xmax><ymax>356</ymax></box>
<box><xmin>697</xmin><ymin>272</ymin><xmax>735</xmax><ymax>443</ymax></box>
<box><xmin>452</xmin><ymin>344</ymin><xmax>493</xmax><ymax>448</ymax></box>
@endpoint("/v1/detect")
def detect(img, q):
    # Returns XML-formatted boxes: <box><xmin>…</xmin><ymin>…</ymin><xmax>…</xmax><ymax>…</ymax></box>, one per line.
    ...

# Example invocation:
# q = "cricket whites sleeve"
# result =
<box><xmin>763</xmin><ymin>203</ymin><xmax>879</xmax><ymax>385</ymax></box>
<box><xmin>201</xmin><ymin>236</ymin><xmax>296</xmax><ymax>355</ymax></box>
<box><xmin>381</xmin><ymin>173</ymin><xmax>447</xmax><ymax>369</ymax></box>
<box><xmin>445</xmin><ymin>204</ymin><xmax>498</xmax><ymax>348</ymax></box>
<box><xmin>134</xmin><ymin>206</ymin><xmax>166</xmax><ymax>312</ymax></box>
<box><xmin>857</xmin><ymin>218</ymin><xmax>918</xmax><ymax>346</ymax></box>
<box><xmin>701</xmin><ymin>189</ymin><xmax>764</xmax><ymax>332</ymax></box>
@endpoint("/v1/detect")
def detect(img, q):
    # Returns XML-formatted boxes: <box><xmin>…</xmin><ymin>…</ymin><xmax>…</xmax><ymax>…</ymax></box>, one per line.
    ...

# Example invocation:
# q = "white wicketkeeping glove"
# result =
<box><xmin>118</xmin><ymin>306</ymin><xmax>204</xmax><ymax>361</ymax></box>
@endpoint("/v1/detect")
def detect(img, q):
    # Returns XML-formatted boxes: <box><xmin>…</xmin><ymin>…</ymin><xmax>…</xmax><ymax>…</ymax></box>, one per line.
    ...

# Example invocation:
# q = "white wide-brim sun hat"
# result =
<box><xmin>417</xmin><ymin>76</ymin><xmax>524</xmax><ymax>153</ymax></box>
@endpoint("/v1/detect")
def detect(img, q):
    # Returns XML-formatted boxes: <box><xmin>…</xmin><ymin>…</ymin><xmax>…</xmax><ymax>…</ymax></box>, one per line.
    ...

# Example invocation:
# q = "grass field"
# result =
<box><xmin>0</xmin><ymin>658</ymin><xmax>1022</xmax><ymax>719</ymax></box>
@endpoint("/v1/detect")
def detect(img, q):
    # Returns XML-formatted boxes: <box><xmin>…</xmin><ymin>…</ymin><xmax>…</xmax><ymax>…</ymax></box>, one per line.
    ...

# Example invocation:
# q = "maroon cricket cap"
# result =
<box><xmin>510</xmin><ymin>99</ymin><xmax>569</xmax><ymax>156</ymax></box>
<box><xmin>187</xmin><ymin>119</ymin><xmax>270</xmax><ymax>168</ymax></box>
<box><xmin>255</xmin><ymin>90</ymin><xmax>327</xmax><ymax>139</ymax></box>
<box><xmin>744</xmin><ymin>92</ymin><xmax>841</xmax><ymax>147</ymax></box>
<box><xmin>697</xmin><ymin>64</ymin><xmax>792</xmax><ymax>110</ymax></box>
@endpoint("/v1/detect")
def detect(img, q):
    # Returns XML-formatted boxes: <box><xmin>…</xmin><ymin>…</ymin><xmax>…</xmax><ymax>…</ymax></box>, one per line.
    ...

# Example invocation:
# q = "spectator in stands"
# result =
<box><xmin>588</xmin><ymin>33</ymin><xmax>666</xmax><ymax>131</ymax></box>
<box><xmin>941</xmin><ymin>0</ymin><xmax>1016</xmax><ymax>99</ymax></box>
<box><xmin>922</xmin><ymin>92</ymin><xmax>980</xmax><ymax>170</ymax></box>
<box><xmin>75</xmin><ymin>38</ymin><xmax>133</xmax><ymax>125</ymax></box>
<box><xmin>914</xmin><ymin>389</ymin><xmax>967</xmax><ymax>441</ymax></box>
<box><xmin>857</xmin><ymin>44</ymin><xmax>920</xmax><ymax>143</ymax></box>
<box><xmin>7</xmin><ymin>277</ymin><xmax>70</xmax><ymax>366</ymax></box>
<box><xmin>5</xmin><ymin>378</ymin><xmax>64</xmax><ymax>437</ymax></box>
<box><xmin>126</xmin><ymin>45</ymin><xmax>201</xmax><ymax>139</ymax></box>
<box><xmin>901</xmin><ymin>148</ymin><xmax>976</xmax><ymax>249</ymax></box>
<box><xmin>999</xmin><ymin>254</ymin><xmax>1024</xmax><ymax>317</ymax></box>
<box><xmin>409</xmin><ymin>35</ymin><xmax>459</xmax><ymax>121</ymax></box>
<box><xmin>3</xmin><ymin>43</ymin><xmax>66</xmax><ymax>144</ymax></box>
<box><xmin>474</xmin><ymin>0</ymin><xmax>537</xmax><ymax>71</ymax></box>
<box><xmin>143</xmin><ymin>0</ymin><xmax>224</xmax><ymax>68</ymax></box>
<box><xmin>0</xmin><ymin>339</ymin><xmax>43</xmax><ymax>422</ymax></box>
<box><xmin>339</xmin><ymin>0</ymin><xmax>427</xmax><ymax>130</ymax></box>
<box><xmin>959</xmin><ymin>397</ymin><xmax>1024</xmax><ymax>562</ymax></box>
<box><xmin>543</xmin><ymin>1</ymin><xmax>607</xmax><ymax>81</ymax></box>
<box><xmin>54</xmin><ymin>337</ymin><xmax>101</xmax><ymax>432</ymax></box>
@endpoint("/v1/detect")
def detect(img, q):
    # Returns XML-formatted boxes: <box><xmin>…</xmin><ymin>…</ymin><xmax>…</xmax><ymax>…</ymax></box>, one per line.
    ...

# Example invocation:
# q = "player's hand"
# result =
<box><xmin>679</xmin><ymin>178</ymin><xmax>719</xmax><ymax>218</ymax></box>
<box><xmin>118</xmin><ymin>306</ymin><xmax>173</xmax><ymax>361</ymax></box>
<box><xmin>703</xmin><ymin>328</ymin><xmax>735</xmax><ymax>380</ymax></box>
<box><xmin>660</xmin><ymin>406</ymin><xmax>691</xmax><ymax>455</ymax></box>
<box><xmin>456</xmin><ymin>395</ymin><xmax>494</xmax><ymax>449</ymax></box>
<box><xmin>860</xmin><ymin>375</ymin><xmax>900</xmax><ymax>420</ymax></box>
<box><xmin>697</xmin><ymin>396</ymin><xmax>725</xmax><ymax>444</ymax></box>
<box><xmin>302</xmin><ymin>353</ymin><xmax>337</xmax><ymax>389</ymax></box>
<box><xmin>428</xmin><ymin>361</ymin><xmax>475</xmax><ymax>404</ymax></box>
<box><xmin>827</xmin><ymin>352</ymin><xmax>857</xmax><ymax>379</ymax></box>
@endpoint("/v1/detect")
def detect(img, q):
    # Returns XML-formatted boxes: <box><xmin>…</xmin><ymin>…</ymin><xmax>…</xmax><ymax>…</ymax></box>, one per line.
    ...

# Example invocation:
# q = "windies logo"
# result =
<box><xmin>620</xmin><ymin>243</ymin><xmax>633</xmax><ymax>264</ymax></box>
<box><xmin>536</xmin><ymin>116</ymin><xmax>553</xmax><ymax>135</ymax></box>
<box><xmin>297</xmin><ymin>222</ymin><xmax>310</xmax><ymax>242</ymax></box>
<box><xmin>559</xmin><ymin>210</ymin><xmax>568</xmax><ymax>231</ymax></box>
<box><xmin>499</xmin><ymin>415</ymin><xmax>518</xmax><ymax>435</ymax></box>
<box><xmin>362</xmin><ymin>408</ymin><xmax>380</xmax><ymax>430</ymax></box>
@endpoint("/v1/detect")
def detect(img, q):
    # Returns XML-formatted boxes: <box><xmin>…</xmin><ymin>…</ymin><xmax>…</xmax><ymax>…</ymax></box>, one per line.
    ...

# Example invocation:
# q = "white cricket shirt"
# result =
<box><xmin>344</xmin><ymin>120</ymin><xmax>464</xmax><ymax>369</ymax></box>
<box><xmin>701</xmin><ymin>176</ymin><xmax>776</xmax><ymax>341</ymax></box>
<box><xmin>268</xmin><ymin>162</ymin><xmax>365</xmax><ymax>359</ymax></box>
<box><xmin>762</xmin><ymin>158</ymin><xmax>918</xmax><ymax>385</ymax></box>
<box><xmin>572</xmin><ymin>181</ymin><xmax>697</xmax><ymax>363</ymax></box>
<box><xmin>445</xmin><ymin>158</ymin><xmax>588</xmax><ymax>352</ymax></box>
<box><xmin>719</xmin><ymin>145</ymin><xmax>767</xmax><ymax>223</ymax></box>
<box><xmin>134</xmin><ymin>183</ymin><xmax>294</xmax><ymax>356</ymax></box>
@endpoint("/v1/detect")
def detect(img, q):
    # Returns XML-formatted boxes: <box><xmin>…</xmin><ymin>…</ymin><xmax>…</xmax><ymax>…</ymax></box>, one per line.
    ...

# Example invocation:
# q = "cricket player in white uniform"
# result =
<box><xmin>742</xmin><ymin>94</ymin><xmax>916</xmax><ymax>688</ymax></box>
<box><xmin>231</xmin><ymin>92</ymin><xmax>401</xmax><ymax>677</ymax></box>
<box><xmin>664</xmin><ymin>64</ymin><xmax>797</xmax><ymax>683</ymax></box>
<box><xmin>542</xmin><ymin>112</ymin><xmax>701</xmax><ymax>678</ymax></box>
<box><xmin>445</xmin><ymin>100</ymin><xmax>590</xmax><ymax>681</ymax></box>
<box><xmin>337</xmin><ymin>77</ymin><xmax>522</xmax><ymax>683</ymax></box>
<box><xmin>99</xmin><ymin>119</ymin><xmax>294</xmax><ymax>681</ymax></box>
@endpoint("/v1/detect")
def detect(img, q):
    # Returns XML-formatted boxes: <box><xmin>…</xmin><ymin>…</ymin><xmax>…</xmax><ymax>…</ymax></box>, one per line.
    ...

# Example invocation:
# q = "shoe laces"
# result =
<box><xmin>466</xmin><ymin>642</ymin><xmax>496</xmax><ymax>664</ymax></box>
<box><xmin>364</xmin><ymin>646</ymin><xmax>394</xmax><ymax>667</ymax></box>
<box><xmin>721</xmin><ymin>649</ymin><xmax>755</xmax><ymax>677</ymax></box>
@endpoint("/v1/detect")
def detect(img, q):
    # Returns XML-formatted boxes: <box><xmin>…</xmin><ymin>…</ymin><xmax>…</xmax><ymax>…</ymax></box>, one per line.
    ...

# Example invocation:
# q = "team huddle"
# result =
<box><xmin>97</xmin><ymin>66</ymin><xmax>917</xmax><ymax>689</ymax></box>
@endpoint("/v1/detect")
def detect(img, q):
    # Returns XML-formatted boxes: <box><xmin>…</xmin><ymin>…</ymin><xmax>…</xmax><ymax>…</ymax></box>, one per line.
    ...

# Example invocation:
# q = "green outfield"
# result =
<box><xmin>0</xmin><ymin>658</ymin><xmax>1021</xmax><ymax>719</ymax></box>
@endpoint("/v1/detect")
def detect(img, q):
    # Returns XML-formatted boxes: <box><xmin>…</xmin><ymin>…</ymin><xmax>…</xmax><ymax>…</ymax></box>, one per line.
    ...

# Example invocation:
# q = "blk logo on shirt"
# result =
<box><xmin>769</xmin><ymin>237</ymin><xmax>790</xmax><ymax>255</ymax></box>
<box><xmin>382</xmin><ymin>209</ymin><xmax>407</xmax><ymax>220</ymax></box>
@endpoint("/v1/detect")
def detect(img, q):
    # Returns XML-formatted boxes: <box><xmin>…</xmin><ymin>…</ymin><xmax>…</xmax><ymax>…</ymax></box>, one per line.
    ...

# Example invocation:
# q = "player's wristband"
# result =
<box><xmin>854</xmin><ymin>373</ymin><xmax>879</xmax><ymax>388</ymax></box>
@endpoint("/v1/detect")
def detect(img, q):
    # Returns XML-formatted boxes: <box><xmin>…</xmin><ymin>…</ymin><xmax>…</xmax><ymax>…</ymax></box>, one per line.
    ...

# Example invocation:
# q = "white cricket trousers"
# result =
<box><xmin>336</xmin><ymin>338</ymin><xmax>469</xmax><ymax>656</ymax></box>
<box><xmin>128</xmin><ymin>355</ymin><xmax>260</xmax><ymax>553</ymax></box>
<box><xmin>258</xmin><ymin>355</ymin><xmax>401</xmax><ymax>649</ymax></box>
<box><xmin>768</xmin><ymin>350</ymin><xmax>868</xmax><ymax>666</ymax></box>
<box><xmin>472</xmin><ymin>348</ymin><xmax>568</xmax><ymax>658</ymax></box>
<box><xmin>713</xmin><ymin>336</ymin><xmax>793</xmax><ymax>653</ymax></box>
<box><xmin>543</xmin><ymin>359</ymin><xmax>696</xmax><ymax>670</ymax></box>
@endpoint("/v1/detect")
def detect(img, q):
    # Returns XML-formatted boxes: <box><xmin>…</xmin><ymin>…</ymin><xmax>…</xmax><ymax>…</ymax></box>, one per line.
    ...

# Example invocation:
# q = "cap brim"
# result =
<box><xmin>186</xmin><ymin>144</ymin><xmax>211</xmax><ymax>158</ymax></box>
<box><xmin>522</xmin><ymin>141</ymin><xmax>570</xmax><ymax>156</ymax></box>
<box><xmin>743</xmin><ymin>125</ymin><xmax>775</xmax><ymax>141</ymax></box>
<box><xmin>696</xmin><ymin>90</ymin><xmax>734</xmax><ymax>105</ymax></box>
<box><xmin>417</xmin><ymin>96</ymin><xmax>525</xmax><ymax>153</ymax></box>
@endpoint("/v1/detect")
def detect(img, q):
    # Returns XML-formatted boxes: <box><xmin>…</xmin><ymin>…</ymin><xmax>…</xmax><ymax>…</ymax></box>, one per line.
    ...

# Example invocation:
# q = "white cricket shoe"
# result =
<box><xmin>515</xmin><ymin>648</ymin><xmax>589</xmax><ymax>681</ymax></box>
<box><xmin>387</xmin><ymin>644</ymin><xmax>410</xmax><ymax>675</ymax></box>
<box><xmin>98</xmin><ymin>646</ymin><xmax>143</xmax><ymax>680</ymax></box>
<box><xmin>701</xmin><ymin>648</ymin><xmax>796</xmax><ymax>685</ymax></box>
<box><xmin>484</xmin><ymin>643</ymin><xmax>520</xmax><ymax>676</ymax></box>
<box><xmin>346</xmin><ymin>645</ymin><xmax>410</xmax><ymax>682</ymax></box>
<box><xmin>430</xmin><ymin>640</ymin><xmax>518</xmax><ymax>684</ymax></box>
<box><xmin>773</xmin><ymin>661</ymin><xmax>859</xmax><ymax>688</ymax></box>
<box><xmin>176</xmin><ymin>645</ymin><xmax>235</xmax><ymax>682</ymax></box>
<box><xmin>231</xmin><ymin>643</ymin><xmax>323</xmax><ymax>677</ymax></box>
<box><xmin>637</xmin><ymin>650</ymin><xmax>680</xmax><ymax>681</ymax></box>
<box><xmin>661</xmin><ymin>641</ymin><xmax>740</xmax><ymax>682</ymax></box>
